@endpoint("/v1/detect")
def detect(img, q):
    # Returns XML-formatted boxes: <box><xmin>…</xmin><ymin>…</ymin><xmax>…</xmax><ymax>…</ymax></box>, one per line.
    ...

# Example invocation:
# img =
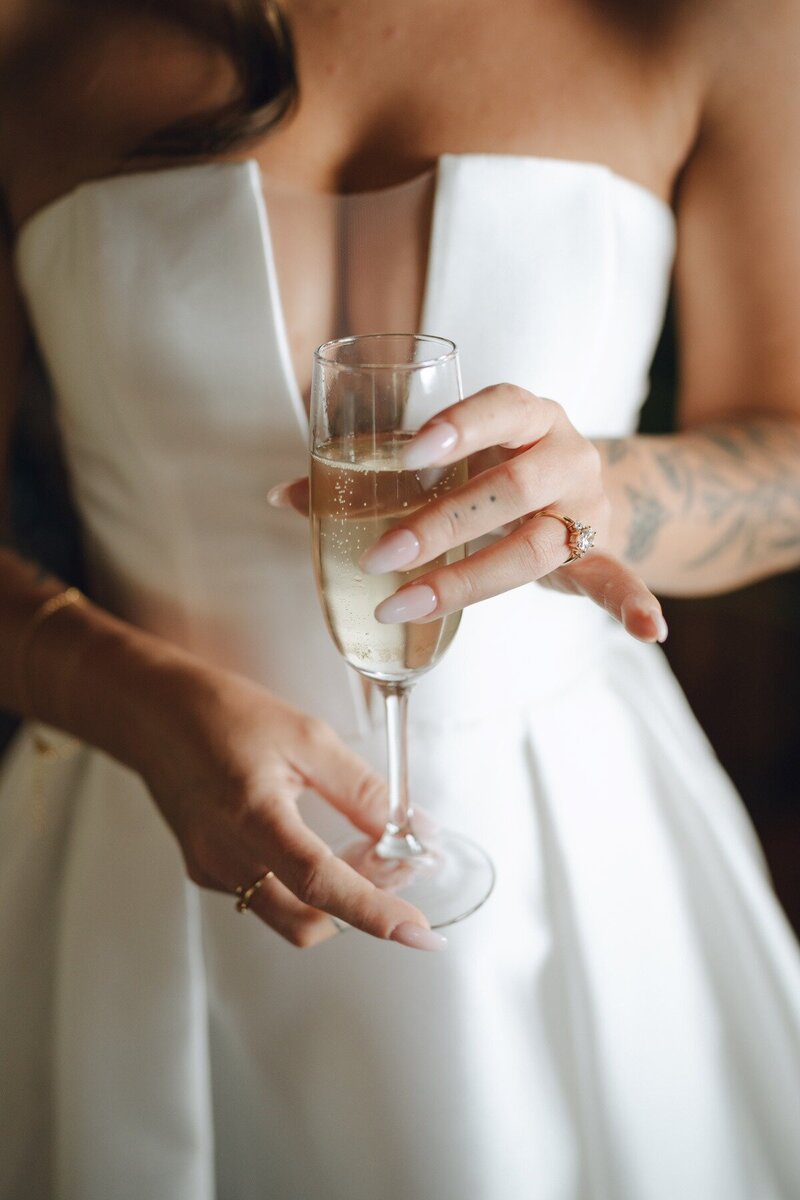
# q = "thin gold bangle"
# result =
<box><xmin>16</xmin><ymin>587</ymin><xmax>86</xmax><ymax>719</ymax></box>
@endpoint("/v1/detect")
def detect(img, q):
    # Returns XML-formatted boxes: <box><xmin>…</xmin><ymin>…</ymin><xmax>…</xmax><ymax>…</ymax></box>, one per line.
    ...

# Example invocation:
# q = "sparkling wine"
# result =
<box><xmin>311</xmin><ymin>432</ymin><xmax>466</xmax><ymax>681</ymax></box>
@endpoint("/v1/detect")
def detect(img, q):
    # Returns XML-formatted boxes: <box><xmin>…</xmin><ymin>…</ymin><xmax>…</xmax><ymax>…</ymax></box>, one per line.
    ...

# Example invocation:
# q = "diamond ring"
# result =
<box><xmin>534</xmin><ymin>511</ymin><xmax>597</xmax><ymax>564</ymax></box>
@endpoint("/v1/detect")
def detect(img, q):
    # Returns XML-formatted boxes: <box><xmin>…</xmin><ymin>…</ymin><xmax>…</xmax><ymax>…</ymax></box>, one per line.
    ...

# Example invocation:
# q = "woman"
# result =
<box><xmin>1</xmin><ymin>1</ymin><xmax>799</xmax><ymax>1197</ymax></box>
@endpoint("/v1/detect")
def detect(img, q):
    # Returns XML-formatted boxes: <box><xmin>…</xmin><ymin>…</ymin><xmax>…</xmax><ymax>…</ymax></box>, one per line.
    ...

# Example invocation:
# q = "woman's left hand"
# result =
<box><xmin>272</xmin><ymin>385</ymin><xmax>668</xmax><ymax>644</ymax></box>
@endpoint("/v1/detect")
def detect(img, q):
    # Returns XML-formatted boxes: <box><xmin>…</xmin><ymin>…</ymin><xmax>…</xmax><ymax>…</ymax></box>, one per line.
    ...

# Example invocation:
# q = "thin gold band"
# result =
<box><xmin>235</xmin><ymin>871</ymin><xmax>275</xmax><ymax>913</ymax></box>
<box><xmin>16</xmin><ymin>587</ymin><xmax>87</xmax><ymax>718</ymax></box>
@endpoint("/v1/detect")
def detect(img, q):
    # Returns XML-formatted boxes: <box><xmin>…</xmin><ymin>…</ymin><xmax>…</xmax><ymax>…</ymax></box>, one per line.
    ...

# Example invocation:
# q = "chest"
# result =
<box><xmin>254</xmin><ymin>0</ymin><xmax>695</xmax><ymax>200</ymax></box>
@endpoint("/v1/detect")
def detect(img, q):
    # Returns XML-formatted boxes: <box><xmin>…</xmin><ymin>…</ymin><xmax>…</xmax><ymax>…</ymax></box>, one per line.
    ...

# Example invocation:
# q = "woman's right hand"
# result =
<box><xmin>135</xmin><ymin>657</ymin><xmax>444</xmax><ymax>951</ymax></box>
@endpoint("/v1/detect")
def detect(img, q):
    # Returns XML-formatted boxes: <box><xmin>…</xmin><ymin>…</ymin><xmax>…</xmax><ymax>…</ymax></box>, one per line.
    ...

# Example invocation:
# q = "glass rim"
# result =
<box><xmin>313</xmin><ymin>333</ymin><xmax>458</xmax><ymax>371</ymax></box>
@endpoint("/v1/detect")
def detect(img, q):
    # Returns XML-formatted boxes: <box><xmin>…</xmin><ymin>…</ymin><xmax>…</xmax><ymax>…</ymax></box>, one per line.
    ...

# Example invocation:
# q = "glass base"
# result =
<box><xmin>336</xmin><ymin>828</ymin><xmax>496</xmax><ymax>929</ymax></box>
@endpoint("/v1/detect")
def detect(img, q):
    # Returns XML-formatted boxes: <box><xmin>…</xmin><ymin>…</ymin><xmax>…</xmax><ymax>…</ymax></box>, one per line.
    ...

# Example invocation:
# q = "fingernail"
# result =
<box><xmin>654</xmin><ymin>613</ymin><xmax>669</xmax><ymax>644</ymax></box>
<box><xmin>374</xmin><ymin>585</ymin><xmax>437</xmax><ymax>624</ymax></box>
<box><xmin>268</xmin><ymin>484</ymin><xmax>292</xmax><ymax>508</ymax></box>
<box><xmin>360</xmin><ymin>529</ymin><xmax>420</xmax><ymax>574</ymax></box>
<box><xmin>401</xmin><ymin>422</ymin><xmax>459</xmax><ymax>469</ymax></box>
<box><xmin>391</xmin><ymin>922</ymin><xmax>448</xmax><ymax>952</ymax></box>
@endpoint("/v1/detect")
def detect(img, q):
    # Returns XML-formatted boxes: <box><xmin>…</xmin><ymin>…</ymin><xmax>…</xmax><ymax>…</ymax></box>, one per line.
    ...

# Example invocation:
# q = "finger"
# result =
<box><xmin>205</xmin><ymin>857</ymin><xmax>340</xmax><ymax>948</ymax></box>
<box><xmin>245</xmin><ymin>871</ymin><xmax>342</xmax><ymax>948</ymax></box>
<box><xmin>375</xmin><ymin>524</ymin><xmax>666</xmax><ymax>644</ymax></box>
<box><xmin>361</xmin><ymin>439</ymin><xmax>600</xmax><ymax>574</ymax></box>
<box><xmin>244</xmin><ymin>804</ymin><xmax>444</xmax><ymax>946</ymax></box>
<box><xmin>268</xmin><ymin>477</ymin><xmax>309</xmax><ymax>515</ymax></box>
<box><xmin>186</xmin><ymin>822</ymin><xmax>274</xmax><ymax>898</ymax></box>
<box><xmin>401</xmin><ymin>384</ymin><xmax>558</xmax><ymax>469</ymax></box>
<box><xmin>373</xmin><ymin>512</ymin><xmax>574</xmax><ymax>621</ymax></box>
<box><xmin>199</xmin><ymin>827</ymin><xmax>348</xmax><ymax>948</ymax></box>
<box><xmin>288</xmin><ymin>722</ymin><xmax>391</xmax><ymax>841</ymax></box>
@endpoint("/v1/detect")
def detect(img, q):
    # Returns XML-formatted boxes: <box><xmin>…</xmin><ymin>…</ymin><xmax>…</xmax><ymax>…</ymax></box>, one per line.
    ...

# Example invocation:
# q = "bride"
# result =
<box><xmin>2</xmin><ymin>2</ymin><xmax>800</xmax><ymax>1197</ymax></box>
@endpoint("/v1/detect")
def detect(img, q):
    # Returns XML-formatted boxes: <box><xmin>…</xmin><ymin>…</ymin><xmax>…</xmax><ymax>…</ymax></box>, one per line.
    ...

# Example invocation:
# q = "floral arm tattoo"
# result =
<box><xmin>597</xmin><ymin>418</ymin><xmax>800</xmax><ymax>594</ymax></box>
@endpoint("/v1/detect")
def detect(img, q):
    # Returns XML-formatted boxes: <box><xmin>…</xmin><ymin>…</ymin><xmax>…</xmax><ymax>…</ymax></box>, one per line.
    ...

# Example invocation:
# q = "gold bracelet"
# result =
<box><xmin>16</xmin><ymin>587</ymin><xmax>86</xmax><ymax>719</ymax></box>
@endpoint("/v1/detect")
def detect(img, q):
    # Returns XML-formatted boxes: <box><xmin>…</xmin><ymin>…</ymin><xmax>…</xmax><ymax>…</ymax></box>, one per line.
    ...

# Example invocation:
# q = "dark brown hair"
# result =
<box><xmin>133</xmin><ymin>0</ymin><xmax>298</xmax><ymax>157</ymax></box>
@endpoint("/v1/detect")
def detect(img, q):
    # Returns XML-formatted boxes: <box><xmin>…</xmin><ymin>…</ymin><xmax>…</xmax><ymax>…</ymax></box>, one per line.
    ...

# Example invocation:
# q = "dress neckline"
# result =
<box><xmin>13</xmin><ymin>151</ymin><xmax>675</xmax><ymax>257</ymax></box>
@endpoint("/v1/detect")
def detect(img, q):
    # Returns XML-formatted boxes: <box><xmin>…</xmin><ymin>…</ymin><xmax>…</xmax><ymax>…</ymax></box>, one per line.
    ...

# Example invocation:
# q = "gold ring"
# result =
<box><xmin>235</xmin><ymin>871</ymin><xmax>275</xmax><ymax>913</ymax></box>
<box><xmin>535</xmin><ymin>510</ymin><xmax>596</xmax><ymax>564</ymax></box>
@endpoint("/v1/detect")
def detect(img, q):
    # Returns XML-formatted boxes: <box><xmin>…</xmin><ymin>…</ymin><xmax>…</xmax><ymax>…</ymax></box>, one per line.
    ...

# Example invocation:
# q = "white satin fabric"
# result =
<box><xmin>4</xmin><ymin>154</ymin><xmax>800</xmax><ymax>1200</ymax></box>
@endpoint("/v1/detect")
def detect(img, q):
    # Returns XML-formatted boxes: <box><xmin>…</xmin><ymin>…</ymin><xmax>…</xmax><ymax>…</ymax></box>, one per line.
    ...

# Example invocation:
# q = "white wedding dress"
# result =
<box><xmin>3</xmin><ymin>154</ymin><xmax>800</xmax><ymax>1200</ymax></box>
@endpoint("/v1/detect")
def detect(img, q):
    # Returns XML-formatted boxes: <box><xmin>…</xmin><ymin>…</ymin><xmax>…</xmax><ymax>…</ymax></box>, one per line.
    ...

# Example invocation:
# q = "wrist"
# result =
<box><xmin>26</xmin><ymin>597</ymin><xmax>209</xmax><ymax>779</ymax></box>
<box><xmin>594</xmin><ymin>435</ymin><xmax>637</xmax><ymax>561</ymax></box>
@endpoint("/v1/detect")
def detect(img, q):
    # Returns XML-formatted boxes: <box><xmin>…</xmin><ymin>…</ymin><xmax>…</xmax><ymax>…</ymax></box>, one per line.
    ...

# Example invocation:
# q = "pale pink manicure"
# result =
<box><xmin>360</xmin><ymin>529</ymin><xmax>420</xmax><ymax>574</ymax></box>
<box><xmin>401</xmin><ymin>421</ymin><xmax>459</xmax><ymax>469</ymax></box>
<box><xmin>654</xmin><ymin>613</ymin><xmax>669</xmax><ymax>644</ymax></box>
<box><xmin>374</xmin><ymin>585</ymin><xmax>437</xmax><ymax>624</ymax></box>
<box><xmin>391</xmin><ymin>922</ymin><xmax>448</xmax><ymax>952</ymax></box>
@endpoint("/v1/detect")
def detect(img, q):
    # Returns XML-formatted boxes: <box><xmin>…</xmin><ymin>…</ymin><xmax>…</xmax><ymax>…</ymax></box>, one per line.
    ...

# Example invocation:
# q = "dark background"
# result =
<box><xmin>5</xmin><ymin>314</ymin><xmax>800</xmax><ymax>933</ymax></box>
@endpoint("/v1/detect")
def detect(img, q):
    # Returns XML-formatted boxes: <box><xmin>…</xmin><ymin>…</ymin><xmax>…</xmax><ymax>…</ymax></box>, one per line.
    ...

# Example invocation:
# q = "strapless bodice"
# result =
<box><xmin>14</xmin><ymin>154</ymin><xmax>676</xmax><ymax>735</ymax></box>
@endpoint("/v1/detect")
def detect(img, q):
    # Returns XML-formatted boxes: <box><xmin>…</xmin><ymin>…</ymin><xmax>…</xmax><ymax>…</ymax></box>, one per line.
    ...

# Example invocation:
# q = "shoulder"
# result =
<box><xmin>674</xmin><ymin>0</ymin><xmax>800</xmax><ymax>203</ymax></box>
<box><xmin>641</xmin><ymin>0</ymin><xmax>800</xmax><ymax>174</ymax></box>
<box><xmin>669</xmin><ymin>0</ymin><xmax>800</xmax><ymax>421</ymax></box>
<box><xmin>688</xmin><ymin>0</ymin><xmax>800</xmax><ymax>119</ymax></box>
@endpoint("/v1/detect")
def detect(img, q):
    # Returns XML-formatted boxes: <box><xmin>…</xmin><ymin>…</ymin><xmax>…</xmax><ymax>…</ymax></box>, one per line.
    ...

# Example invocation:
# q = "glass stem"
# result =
<box><xmin>375</xmin><ymin>681</ymin><xmax>424</xmax><ymax>860</ymax></box>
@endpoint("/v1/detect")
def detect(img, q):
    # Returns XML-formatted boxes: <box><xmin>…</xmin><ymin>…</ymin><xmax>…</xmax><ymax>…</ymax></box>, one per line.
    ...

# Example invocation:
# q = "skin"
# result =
<box><xmin>1</xmin><ymin>0</ymin><xmax>800</xmax><ymax>947</ymax></box>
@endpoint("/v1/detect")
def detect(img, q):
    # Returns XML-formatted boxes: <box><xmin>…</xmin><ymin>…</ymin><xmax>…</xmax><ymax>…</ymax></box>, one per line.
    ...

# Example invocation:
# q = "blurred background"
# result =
<box><xmin>5</xmin><ymin>311</ymin><xmax>800</xmax><ymax>933</ymax></box>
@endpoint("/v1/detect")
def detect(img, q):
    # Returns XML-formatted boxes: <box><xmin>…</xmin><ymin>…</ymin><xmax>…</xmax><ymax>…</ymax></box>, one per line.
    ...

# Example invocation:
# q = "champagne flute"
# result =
<box><xmin>310</xmin><ymin>333</ymin><xmax>495</xmax><ymax>928</ymax></box>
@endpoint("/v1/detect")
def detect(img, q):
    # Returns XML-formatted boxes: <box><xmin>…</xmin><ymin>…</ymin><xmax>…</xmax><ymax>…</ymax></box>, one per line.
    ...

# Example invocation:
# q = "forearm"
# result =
<box><xmin>597</xmin><ymin>415</ymin><xmax>800</xmax><ymax>596</ymax></box>
<box><xmin>0</xmin><ymin>547</ymin><xmax>199</xmax><ymax>776</ymax></box>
